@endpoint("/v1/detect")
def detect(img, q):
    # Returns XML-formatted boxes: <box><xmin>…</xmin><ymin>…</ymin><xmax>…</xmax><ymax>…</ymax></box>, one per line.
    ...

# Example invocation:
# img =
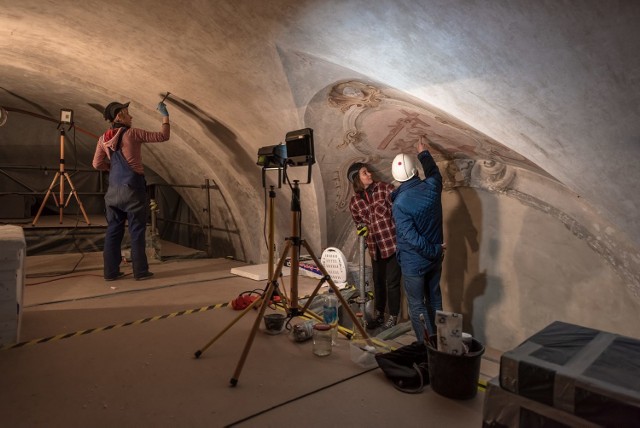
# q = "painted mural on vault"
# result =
<box><xmin>325</xmin><ymin>80</ymin><xmax>545</xmax><ymax>215</ymax></box>
<box><xmin>315</xmin><ymin>79</ymin><xmax>640</xmax><ymax>306</ymax></box>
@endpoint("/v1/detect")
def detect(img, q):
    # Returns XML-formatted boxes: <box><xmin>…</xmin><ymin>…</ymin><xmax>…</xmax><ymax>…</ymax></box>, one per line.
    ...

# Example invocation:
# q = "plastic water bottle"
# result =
<box><xmin>323</xmin><ymin>290</ymin><xmax>339</xmax><ymax>345</ymax></box>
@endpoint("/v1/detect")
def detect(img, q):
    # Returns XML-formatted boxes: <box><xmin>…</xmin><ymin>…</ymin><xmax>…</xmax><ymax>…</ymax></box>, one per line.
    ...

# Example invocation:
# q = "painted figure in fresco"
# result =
<box><xmin>391</xmin><ymin>135</ymin><xmax>447</xmax><ymax>342</ymax></box>
<box><xmin>347</xmin><ymin>162</ymin><xmax>402</xmax><ymax>330</ymax></box>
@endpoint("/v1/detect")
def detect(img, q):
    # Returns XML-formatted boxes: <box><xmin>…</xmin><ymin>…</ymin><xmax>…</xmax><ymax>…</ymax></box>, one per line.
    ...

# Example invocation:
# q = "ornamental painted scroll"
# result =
<box><xmin>328</xmin><ymin>81</ymin><xmax>384</xmax><ymax>112</ymax></box>
<box><xmin>470</xmin><ymin>159</ymin><xmax>516</xmax><ymax>192</ymax></box>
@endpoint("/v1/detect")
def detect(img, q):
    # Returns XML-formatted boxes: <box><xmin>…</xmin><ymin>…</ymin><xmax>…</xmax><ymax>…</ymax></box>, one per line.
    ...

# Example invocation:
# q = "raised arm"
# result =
<box><xmin>416</xmin><ymin>135</ymin><xmax>441</xmax><ymax>182</ymax></box>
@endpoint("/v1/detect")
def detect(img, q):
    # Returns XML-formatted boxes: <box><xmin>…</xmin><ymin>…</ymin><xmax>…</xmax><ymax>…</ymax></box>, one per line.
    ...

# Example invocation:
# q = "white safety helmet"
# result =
<box><xmin>391</xmin><ymin>153</ymin><xmax>418</xmax><ymax>182</ymax></box>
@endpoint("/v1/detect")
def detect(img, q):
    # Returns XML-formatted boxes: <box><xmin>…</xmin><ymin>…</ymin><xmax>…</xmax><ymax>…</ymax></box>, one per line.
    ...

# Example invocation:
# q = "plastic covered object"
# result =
<box><xmin>500</xmin><ymin>320</ymin><xmax>640</xmax><ymax>426</ymax></box>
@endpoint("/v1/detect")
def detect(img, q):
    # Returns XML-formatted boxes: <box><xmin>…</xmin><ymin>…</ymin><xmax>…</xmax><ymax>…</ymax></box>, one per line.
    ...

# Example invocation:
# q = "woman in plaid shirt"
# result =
<box><xmin>348</xmin><ymin>162</ymin><xmax>402</xmax><ymax>330</ymax></box>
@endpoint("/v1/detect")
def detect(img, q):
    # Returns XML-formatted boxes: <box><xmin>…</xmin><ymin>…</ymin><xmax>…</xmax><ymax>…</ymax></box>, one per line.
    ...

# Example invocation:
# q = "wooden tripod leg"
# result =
<box><xmin>301</xmin><ymin>241</ymin><xmax>374</xmax><ymax>347</ymax></box>
<box><xmin>229</xmin><ymin>275</ymin><xmax>279</xmax><ymax>387</ymax></box>
<box><xmin>298</xmin><ymin>278</ymin><xmax>326</xmax><ymax>316</ymax></box>
<box><xmin>32</xmin><ymin>172</ymin><xmax>61</xmax><ymax>226</ymax></box>
<box><xmin>195</xmin><ymin>242</ymin><xmax>292</xmax><ymax>360</ymax></box>
<box><xmin>63</xmin><ymin>172</ymin><xmax>91</xmax><ymax>225</ymax></box>
<box><xmin>194</xmin><ymin>293</ymin><xmax>267</xmax><ymax>358</ymax></box>
<box><xmin>229</xmin><ymin>240</ymin><xmax>292</xmax><ymax>386</ymax></box>
<box><xmin>58</xmin><ymin>168</ymin><xmax>64</xmax><ymax>223</ymax></box>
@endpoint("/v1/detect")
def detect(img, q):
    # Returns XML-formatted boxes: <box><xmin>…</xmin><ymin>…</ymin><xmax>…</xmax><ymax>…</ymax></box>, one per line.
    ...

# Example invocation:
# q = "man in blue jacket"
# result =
<box><xmin>390</xmin><ymin>135</ymin><xmax>447</xmax><ymax>342</ymax></box>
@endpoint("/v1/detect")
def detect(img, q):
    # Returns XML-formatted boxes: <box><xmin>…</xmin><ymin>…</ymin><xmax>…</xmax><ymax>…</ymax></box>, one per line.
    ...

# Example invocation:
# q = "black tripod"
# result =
<box><xmin>194</xmin><ymin>180</ymin><xmax>372</xmax><ymax>386</ymax></box>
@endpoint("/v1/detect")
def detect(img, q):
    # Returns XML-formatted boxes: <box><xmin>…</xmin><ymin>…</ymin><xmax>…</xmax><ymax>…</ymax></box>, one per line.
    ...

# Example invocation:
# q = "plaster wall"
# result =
<box><xmin>442</xmin><ymin>187</ymin><xmax>640</xmax><ymax>351</ymax></box>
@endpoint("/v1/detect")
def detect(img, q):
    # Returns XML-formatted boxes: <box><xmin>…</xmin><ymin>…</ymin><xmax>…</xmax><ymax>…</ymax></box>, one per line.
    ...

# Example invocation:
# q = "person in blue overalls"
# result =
<box><xmin>93</xmin><ymin>100</ymin><xmax>170</xmax><ymax>281</ymax></box>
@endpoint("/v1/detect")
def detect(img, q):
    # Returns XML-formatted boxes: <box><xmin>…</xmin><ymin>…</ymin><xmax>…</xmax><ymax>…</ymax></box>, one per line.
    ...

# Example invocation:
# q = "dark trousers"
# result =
<box><xmin>103</xmin><ymin>148</ymin><xmax>149</xmax><ymax>279</ymax></box>
<box><xmin>371</xmin><ymin>251</ymin><xmax>402</xmax><ymax>316</ymax></box>
<box><xmin>104</xmin><ymin>190</ymin><xmax>148</xmax><ymax>278</ymax></box>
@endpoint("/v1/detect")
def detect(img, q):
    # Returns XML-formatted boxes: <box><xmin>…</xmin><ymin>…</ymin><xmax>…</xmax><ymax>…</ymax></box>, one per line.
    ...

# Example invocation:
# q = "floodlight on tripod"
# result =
<box><xmin>257</xmin><ymin>143</ymin><xmax>287</xmax><ymax>187</ymax></box>
<box><xmin>59</xmin><ymin>108</ymin><xmax>74</xmax><ymax>124</ymax></box>
<box><xmin>195</xmin><ymin>127</ymin><xmax>371</xmax><ymax>386</ymax></box>
<box><xmin>56</xmin><ymin>108</ymin><xmax>75</xmax><ymax>131</ymax></box>
<box><xmin>256</xmin><ymin>128</ymin><xmax>315</xmax><ymax>186</ymax></box>
<box><xmin>284</xmin><ymin>127</ymin><xmax>315</xmax><ymax>168</ymax></box>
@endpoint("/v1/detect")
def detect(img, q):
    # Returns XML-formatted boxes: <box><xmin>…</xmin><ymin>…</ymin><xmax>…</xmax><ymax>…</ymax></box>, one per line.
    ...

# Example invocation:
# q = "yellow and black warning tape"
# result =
<box><xmin>1</xmin><ymin>302</ymin><xmax>229</xmax><ymax>351</ymax></box>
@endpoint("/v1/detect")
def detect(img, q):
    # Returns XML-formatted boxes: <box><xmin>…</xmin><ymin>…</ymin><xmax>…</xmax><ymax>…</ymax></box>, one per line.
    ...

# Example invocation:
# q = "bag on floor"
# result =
<box><xmin>375</xmin><ymin>342</ymin><xmax>429</xmax><ymax>393</ymax></box>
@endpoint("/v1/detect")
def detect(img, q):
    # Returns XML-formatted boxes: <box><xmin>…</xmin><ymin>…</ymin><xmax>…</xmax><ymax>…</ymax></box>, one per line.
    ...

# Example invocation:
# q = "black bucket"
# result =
<box><xmin>426</xmin><ymin>336</ymin><xmax>485</xmax><ymax>400</ymax></box>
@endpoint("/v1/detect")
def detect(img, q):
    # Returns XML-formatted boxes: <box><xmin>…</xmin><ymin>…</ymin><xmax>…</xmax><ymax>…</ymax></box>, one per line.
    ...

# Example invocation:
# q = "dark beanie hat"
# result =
<box><xmin>347</xmin><ymin>162</ymin><xmax>366</xmax><ymax>183</ymax></box>
<box><xmin>103</xmin><ymin>101</ymin><xmax>130</xmax><ymax>122</ymax></box>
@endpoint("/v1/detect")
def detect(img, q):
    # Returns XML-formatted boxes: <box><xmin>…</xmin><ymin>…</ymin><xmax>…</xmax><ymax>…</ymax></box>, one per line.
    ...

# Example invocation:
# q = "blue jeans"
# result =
<box><xmin>403</xmin><ymin>262</ymin><xmax>443</xmax><ymax>343</ymax></box>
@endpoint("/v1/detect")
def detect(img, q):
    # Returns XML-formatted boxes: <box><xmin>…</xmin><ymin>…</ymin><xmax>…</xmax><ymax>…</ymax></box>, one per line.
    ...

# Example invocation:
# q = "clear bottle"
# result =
<box><xmin>352</xmin><ymin>312</ymin><xmax>365</xmax><ymax>341</ymax></box>
<box><xmin>322</xmin><ymin>289</ymin><xmax>339</xmax><ymax>346</ymax></box>
<box><xmin>313</xmin><ymin>323</ymin><xmax>332</xmax><ymax>356</ymax></box>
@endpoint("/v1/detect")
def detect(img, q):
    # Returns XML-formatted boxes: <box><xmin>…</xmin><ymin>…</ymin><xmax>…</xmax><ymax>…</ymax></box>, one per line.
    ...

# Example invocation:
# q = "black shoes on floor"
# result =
<box><xmin>366</xmin><ymin>313</ymin><xmax>399</xmax><ymax>330</ymax></box>
<box><xmin>366</xmin><ymin>314</ymin><xmax>385</xmax><ymax>330</ymax></box>
<box><xmin>104</xmin><ymin>271</ymin><xmax>154</xmax><ymax>281</ymax></box>
<box><xmin>134</xmin><ymin>271</ymin><xmax>154</xmax><ymax>281</ymax></box>
<box><xmin>105</xmin><ymin>272</ymin><xmax>125</xmax><ymax>281</ymax></box>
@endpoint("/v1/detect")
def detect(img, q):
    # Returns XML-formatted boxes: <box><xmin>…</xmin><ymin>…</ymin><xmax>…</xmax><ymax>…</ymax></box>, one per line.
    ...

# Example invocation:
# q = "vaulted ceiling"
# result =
<box><xmin>2</xmin><ymin>1</ymin><xmax>639</xmax><ymax>345</ymax></box>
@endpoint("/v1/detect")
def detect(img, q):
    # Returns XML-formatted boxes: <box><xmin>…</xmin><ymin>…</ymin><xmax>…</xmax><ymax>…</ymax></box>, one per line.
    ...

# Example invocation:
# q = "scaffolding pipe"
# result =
<box><xmin>358</xmin><ymin>229</ymin><xmax>367</xmax><ymax>316</ymax></box>
<box><xmin>205</xmin><ymin>178</ymin><xmax>213</xmax><ymax>257</ymax></box>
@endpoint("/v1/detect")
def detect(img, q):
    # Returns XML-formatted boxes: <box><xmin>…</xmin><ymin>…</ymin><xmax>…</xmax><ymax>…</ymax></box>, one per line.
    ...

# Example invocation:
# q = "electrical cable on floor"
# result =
<box><xmin>26</xmin><ymin>272</ymin><xmax>106</xmax><ymax>286</ymax></box>
<box><xmin>262</xmin><ymin>185</ymin><xmax>269</xmax><ymax>255</ymax></box>
<box><xmin>25</xmin><ymin>271</ymin><xmax>315</xmax><ymax>308</ymax></box>
<box><xmin>23</xmin><ymin>273</ymin><xmax>238</xmax><ymax>308</ymax></box>
<box><xmin>26</xmin><ymin>218</ymin><xmax>86</xmax><ymax>279</ymax></box>
<box><xmin>26</xmin><ymin>251</ymin><xmax>85</xmax><ymax>280</ymax></box>
<box><xmin>224</xmin><ymin>367</ymin><xmax>379</xmax><ymax>428</ymax></box>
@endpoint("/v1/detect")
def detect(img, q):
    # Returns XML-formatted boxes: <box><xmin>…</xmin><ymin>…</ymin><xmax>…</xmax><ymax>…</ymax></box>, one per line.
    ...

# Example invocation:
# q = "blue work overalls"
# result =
<box><xmin>103</xmin><ymin>128</ymin><xmax>149</xmax><ymax>279</ymax></box>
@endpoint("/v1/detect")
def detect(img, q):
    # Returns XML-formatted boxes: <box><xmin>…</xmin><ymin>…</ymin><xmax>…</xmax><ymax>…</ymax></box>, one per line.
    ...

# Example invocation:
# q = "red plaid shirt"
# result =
<box><xmin>349</xmin><ymin>181</ymin><xmax>397</xmax><ymax>260</ymax></box>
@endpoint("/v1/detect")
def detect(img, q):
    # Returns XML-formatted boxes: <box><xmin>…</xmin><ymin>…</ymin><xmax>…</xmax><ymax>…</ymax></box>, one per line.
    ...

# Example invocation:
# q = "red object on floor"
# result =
<box><xmin>231</xmin><ymin>294</ymin><xmax>258</xmax><ymax>310</ymax></box>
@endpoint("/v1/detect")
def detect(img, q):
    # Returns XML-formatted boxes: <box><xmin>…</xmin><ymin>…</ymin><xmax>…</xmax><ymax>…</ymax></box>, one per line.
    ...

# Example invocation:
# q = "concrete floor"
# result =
<box><xmin>1</xmin><ymin>248</ymin><xmax>499</xmax><ymax>427</ymax></box>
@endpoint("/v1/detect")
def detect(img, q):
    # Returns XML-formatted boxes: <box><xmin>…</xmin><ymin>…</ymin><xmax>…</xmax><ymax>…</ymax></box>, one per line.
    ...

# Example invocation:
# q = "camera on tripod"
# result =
<box><xmin>257</xmin><ymin>128</ymin><xmax>315</xmax><ymax>185</ymax></box>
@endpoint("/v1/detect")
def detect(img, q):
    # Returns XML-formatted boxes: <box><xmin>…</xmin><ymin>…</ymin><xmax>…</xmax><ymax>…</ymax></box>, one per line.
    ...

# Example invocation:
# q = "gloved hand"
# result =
<box><xmin>157</xmin><ymin>102</ymin><xmax>169</xmax><ymax>117</ymax></box>
<box><xmin>356</xmin><ymin>224</ymin><xmax>369</xmax><ymax>237</ymax></box>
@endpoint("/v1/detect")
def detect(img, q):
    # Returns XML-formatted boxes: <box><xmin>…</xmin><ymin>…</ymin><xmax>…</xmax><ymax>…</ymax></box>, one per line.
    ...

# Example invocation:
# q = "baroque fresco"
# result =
<box><xmin>314</xmin><ymin>79</ymin><xmax>639</xmax><ymax>302</ymax></box>
<box><xmin>325</xmin><ymin>80</ymin><xmax>546</xmax><ymax>215</ymax></box>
